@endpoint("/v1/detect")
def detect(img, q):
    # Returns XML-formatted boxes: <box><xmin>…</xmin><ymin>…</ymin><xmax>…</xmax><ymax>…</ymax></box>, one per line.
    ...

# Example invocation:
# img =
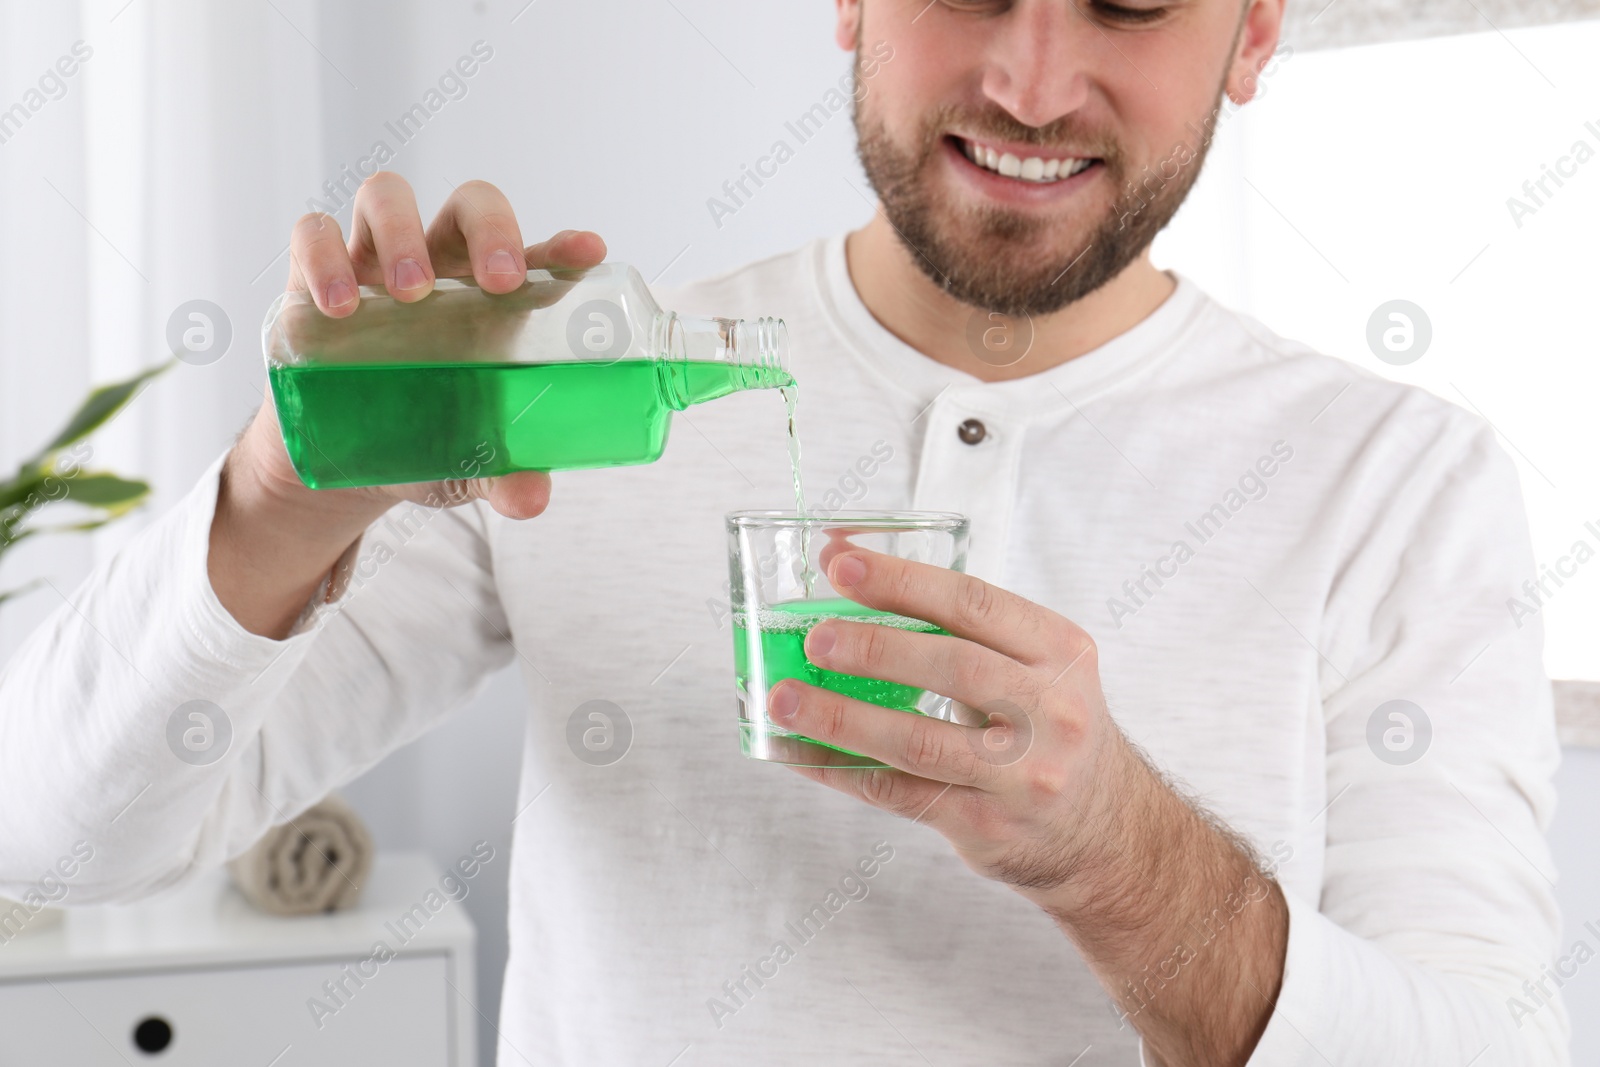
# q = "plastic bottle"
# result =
<box><xmin>261</xmin><ymin>263</ymin><xmax>791</xmax><ymax>488</ymax></box>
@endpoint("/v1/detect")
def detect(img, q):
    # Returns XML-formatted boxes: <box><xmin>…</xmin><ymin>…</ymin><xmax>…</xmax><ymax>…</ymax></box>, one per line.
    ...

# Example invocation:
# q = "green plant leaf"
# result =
<box><xmin>0</xmin><ymin>479</ymin><xmax>149</xmax><ymax>550</ymax></box>
<box><xmin>0</xmin><ymin>578</ymin><xmax>45</xmax><ymax>609</ymax></box>
<box><xmin>0</xmin><ymin>363</ymin><xmax>171</xmax><ymax>618</ymax></box>
<box><xmin>26</xmin><ymin>516</ymin><xmax>124</xmax><ymax>536</ymax></box>
<box><xmin>24</xmin><ymin>360</ymin><xmax>174</xmax><ymax>469</ymax></box>
<box><xmin>0</xmin><ymin>473</ymin><xmax>44</xmax><ymax>513</ymax></box>
<box><xmin>62</xmin><ymin>473</ymin><xmax>150</xmax><ymax>511</ymax></box>
<box><xmin>0</xmin><ymin>476</ymin><xmax>150</xmax><ymax>560</ymax></box>
<box><xmin>0</xmin><ymin>471</ymin><xmax>148</xmax><ymax>520</ymax></box>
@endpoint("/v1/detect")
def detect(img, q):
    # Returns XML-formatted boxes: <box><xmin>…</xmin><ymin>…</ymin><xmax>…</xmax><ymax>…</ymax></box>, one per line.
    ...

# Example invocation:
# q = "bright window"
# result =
<box><xmin>1154</xmin><ymin>21</ymin><xmax>1600</xmax><ymax>681</ymax></box>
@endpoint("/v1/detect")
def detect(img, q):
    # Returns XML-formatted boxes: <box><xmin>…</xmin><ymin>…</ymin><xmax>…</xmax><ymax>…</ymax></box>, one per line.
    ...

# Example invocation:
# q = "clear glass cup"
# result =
<box><xmin>727</xmin><ymin>510</ymin><xmax>971</xmax><ymax>768</ymax></box>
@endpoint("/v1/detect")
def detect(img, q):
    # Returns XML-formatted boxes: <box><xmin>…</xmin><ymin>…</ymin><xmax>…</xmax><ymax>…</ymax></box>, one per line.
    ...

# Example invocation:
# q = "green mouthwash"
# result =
<box><xmin>269</xmin><ymin>357</ymin><xmax>792</xmax><ymax>489</ymax></box>
<box><xmin>260</xmin><ymin>262</ymin><xmax>791</xmax><ymax>489</ymax></box>
<box><xmin>735</xmin><ymin>596</ymin><xmax>948</xmax><ymax>757</ymax></box>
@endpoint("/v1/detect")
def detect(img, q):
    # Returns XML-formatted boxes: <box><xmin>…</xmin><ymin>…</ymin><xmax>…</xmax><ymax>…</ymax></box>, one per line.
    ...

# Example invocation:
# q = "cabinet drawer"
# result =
<box><xmin>0</xmin><ymin>953</ymin><xmax>453</xmax><ymax>1066</ymax></box>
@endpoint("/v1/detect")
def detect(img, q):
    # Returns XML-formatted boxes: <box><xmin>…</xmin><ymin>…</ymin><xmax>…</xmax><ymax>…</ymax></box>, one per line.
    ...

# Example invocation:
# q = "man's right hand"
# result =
<box><xmin>212</xmin><ymin>173</ymin><xmax>606</xmax><ymax>639</ymax></box>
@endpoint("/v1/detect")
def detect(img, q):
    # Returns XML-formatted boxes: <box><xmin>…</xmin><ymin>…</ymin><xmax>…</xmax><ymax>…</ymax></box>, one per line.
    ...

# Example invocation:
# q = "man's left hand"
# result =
<box><xmin>766</xmin><ymin>544</ymin><xmax>1152</xmax><ymax>916</ymax></box>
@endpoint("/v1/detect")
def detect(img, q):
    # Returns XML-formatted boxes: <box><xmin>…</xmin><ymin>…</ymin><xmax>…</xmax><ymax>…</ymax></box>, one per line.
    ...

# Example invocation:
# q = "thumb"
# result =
<box><xmin>466</xmin><ymin>470</ymin><xmax>553</xmax><ymax>520</ymax></box>
<box><xmin>390</xmin><ymin>469</ymin><xmax>551</xmax><ymax>518</ymax></box>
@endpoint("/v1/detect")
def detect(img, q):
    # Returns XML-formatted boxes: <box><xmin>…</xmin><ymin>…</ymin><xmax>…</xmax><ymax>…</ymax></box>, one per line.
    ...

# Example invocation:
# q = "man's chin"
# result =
<box><xmin>864</xmin><ymin>137</ymin><xmax>1163</xmax><ymax>315</ymax></box>
<box><xmin>915</xmin><ymin>226</ymin><xmax>1106</xmax><ymax>312</ymax></box>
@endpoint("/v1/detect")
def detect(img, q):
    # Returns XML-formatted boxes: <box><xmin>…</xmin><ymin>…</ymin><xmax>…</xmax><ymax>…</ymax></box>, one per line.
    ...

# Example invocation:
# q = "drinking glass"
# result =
<box><xmin>726</xmin><ymin>510</ymin><xmax>970</xmax><ymax>768</ymax></box>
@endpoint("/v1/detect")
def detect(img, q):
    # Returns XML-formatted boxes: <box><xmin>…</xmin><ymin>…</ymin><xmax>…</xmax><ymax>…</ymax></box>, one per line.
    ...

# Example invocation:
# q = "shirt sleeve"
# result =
<box><xmin>1243</xmin><ymin>414</ymin><xmax>1568</xmax><ymax>1066</ymax></box>
<box><xmin>0</xmin><ymin>448</ymin><xmax>515</xmax><ymax>902</ymax></box>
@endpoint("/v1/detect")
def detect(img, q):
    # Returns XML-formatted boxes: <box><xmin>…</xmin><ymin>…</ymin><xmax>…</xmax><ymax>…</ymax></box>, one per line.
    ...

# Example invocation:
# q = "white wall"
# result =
<box><xmin>1153</xmin><ymin>20</ymin><xmax>1600</xmax><ymax>682</ymax></box>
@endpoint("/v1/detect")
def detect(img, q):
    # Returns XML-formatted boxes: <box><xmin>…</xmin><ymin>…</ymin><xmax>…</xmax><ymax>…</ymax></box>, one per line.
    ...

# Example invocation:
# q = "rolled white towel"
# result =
<box><xmin>227</xmin><ymin>794</ymin><xmax>373</xmax><ymax>916</ymax></box>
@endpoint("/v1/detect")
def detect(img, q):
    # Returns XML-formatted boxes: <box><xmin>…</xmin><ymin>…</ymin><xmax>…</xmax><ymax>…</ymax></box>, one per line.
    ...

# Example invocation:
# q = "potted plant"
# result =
<box><xmin>0</xmin><ymin>361</ymin><xmax>172</xmax><ymax>607</ymax></box>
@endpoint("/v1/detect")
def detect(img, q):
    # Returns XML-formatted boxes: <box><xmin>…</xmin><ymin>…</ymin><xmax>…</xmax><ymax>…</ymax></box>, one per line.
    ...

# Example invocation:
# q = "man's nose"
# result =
<box><xmin>980</xmin><ymin>0</ymin><xmax>1094</xmax><ymax>129</ymax></box>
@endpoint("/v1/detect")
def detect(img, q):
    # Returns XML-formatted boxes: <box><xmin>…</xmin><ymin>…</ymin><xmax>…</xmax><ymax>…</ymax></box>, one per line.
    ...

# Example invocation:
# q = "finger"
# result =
<box><xmin>349</xmin><ymin>171</ymin><xmax>434</xmax><ymax>301</ymax></box>
<box><xmin>286</xmin><ymin>213</ymin><xmax>360</xmax><ymax>318</ymax></box>
<box><xmin>804</xmin><ymin>619</ymin><xmax>1035</xmax><ymax>713</ymax></box>
<box><xmin>826</xmin><ymin>549</ymin><xmax>1071</xmax><ymax>666</ymax></box>
<box><xmin>787</xmin><ymin>764</ymin><xmax>963</xmax><ymax>826</ymax></box>
<box><xmin>403</xmin><ymin>470</ymin><xmax>552</xmax><ymax>520</ymax></box>
<box><xmin>815</xmin><ymin>528</ymin><xmax>859</xmax><ymax>573</ymax></box>
<box><xmin>467</xmin><ymin>471</ymin><xmax>553</xmax><ymax>520</ymax></box>
<box><xmin>425</xmin><ymin>180</ymin><xmax>528</xmax><ymax>293</ymax></box>
<box><xmin>768</xmin><ymin>679</ymin><xmax>1001</xmax><ymax>789</ymax></box>
<box><xmin>524</xmin><ymin>228</ymin><xmax>607</xmax><ymax>271</ymax></box>
<box><xmin>481</xmin><ymin>471</ymin><xmax>553</xmax><ymax>519</ymax></box>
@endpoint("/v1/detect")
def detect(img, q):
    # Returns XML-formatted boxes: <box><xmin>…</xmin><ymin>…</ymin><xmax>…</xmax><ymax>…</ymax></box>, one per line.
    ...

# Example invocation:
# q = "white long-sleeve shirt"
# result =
<box><xmin>0</xmin><ymin>235</ymin><xmax>1568</xmax><ymax>1065</ymax></box>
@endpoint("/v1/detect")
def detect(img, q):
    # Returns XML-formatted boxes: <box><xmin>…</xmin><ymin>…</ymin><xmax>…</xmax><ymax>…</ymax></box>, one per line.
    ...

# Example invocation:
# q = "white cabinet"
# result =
<box><xmin>0</xmin><ymin>955</ymin><xmax>451</xmax><ymax>1065</ymax></box>
<box><xmin>0</xmin><ymin>854</ymin><xmax>475</xmax><ymax>1066</ymax></box>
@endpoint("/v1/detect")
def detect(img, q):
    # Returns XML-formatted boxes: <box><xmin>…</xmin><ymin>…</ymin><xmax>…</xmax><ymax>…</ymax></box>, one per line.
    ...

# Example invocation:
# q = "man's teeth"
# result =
<box><xmin>960</xmin><ymin>139</ymin><xmax>1094</xmax><ymax>183</ymax></box>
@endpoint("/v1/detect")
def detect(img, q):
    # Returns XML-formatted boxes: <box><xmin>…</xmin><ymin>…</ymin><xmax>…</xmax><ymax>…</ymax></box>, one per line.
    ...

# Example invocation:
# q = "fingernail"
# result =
<box><xmin>395</xmin><ymin>258</ymin><xmax>427</xmax><ymax>291</ymax></box>
<box><xmin>325</xmin><ymin>278</ymin><xmax>355</xmax><ymax>308</ymax></box>
<box><xmin>833</xmin><ymin>554</ymin><xmax>867</xmax><ymax>587</ymax></box>
<box><xmin>486</xmin><ymin>249</ymin><xmax>520</xmax><ymax>275</ymax></box>
<box><xmin>552</xmin><ymin>229</ymin><xmax>577</xmax><ymax>242</ymax></box>
<box><xmin>769</xmin><ymin>683</ymin><xmax>799</xmax><ymax>723</ymax></box>
<box><xmin>806</xmin><ymin>622</ymin><xmax>836</xmax><ymax>659</ymax></box>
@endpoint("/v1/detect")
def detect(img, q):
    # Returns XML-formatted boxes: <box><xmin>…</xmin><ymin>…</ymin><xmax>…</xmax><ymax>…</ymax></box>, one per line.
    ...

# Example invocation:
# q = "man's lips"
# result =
<box><xmin>950</xmin><ymin>134</ymin><xmax>1100</xmax><ymax>183</ymax></box>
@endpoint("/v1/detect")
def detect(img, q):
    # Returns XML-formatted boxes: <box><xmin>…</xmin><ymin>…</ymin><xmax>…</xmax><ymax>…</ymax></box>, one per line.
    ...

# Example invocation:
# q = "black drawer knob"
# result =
<box><xmin>133</xmin><ymin>1015</ymin><xmax>173</xmax><ymax>1054</ymax></box>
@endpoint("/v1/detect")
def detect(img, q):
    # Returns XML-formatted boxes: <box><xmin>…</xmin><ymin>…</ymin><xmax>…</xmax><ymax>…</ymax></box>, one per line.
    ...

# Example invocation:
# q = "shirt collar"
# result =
<box><xmin>809</xmin><ymin>231</ymin><xmax>1210</xmax><ymax>419</ymax></box>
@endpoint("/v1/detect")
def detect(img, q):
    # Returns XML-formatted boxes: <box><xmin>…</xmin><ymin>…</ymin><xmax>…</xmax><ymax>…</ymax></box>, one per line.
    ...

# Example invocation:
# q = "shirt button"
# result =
<box><xmin>957</xmin><ymin>418</ymin><xmax>987</xmax><ymax>445</ymax></box>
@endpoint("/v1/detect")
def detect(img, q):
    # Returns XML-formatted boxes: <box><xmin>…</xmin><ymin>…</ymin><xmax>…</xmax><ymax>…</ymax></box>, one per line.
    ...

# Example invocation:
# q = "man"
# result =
<box><xmin>0</xmin><ymin>0</ymin><xmax>1567</xmax><ymax>1063</ymax></box>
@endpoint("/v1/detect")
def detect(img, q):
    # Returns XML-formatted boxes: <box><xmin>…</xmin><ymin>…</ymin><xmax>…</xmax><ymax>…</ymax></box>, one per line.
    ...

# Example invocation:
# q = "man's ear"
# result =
<box><xmin>835</xmin><ymin>0</ymin><xmax>863</xmax><ymax>52</ymax></box>
<box><xmin>1226</xmin><ymin>0</ymin><xmax>1287</xmax><ymax>105</ymax></box>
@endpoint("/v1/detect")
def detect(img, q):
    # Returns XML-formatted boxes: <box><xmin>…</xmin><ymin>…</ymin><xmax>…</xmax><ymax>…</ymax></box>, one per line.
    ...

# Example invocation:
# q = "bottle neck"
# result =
<box><xmin>653</xmin><ymin>312</ymin><xmax>791</xmax><ymax>408</ymax></box>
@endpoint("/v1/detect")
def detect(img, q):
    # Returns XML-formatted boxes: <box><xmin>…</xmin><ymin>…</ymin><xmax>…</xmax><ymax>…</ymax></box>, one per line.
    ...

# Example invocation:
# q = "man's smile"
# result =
<box><xmin>951</xmin><ymin>133</ymin><xmax>1102</xmax><ymax>183</ymax></box>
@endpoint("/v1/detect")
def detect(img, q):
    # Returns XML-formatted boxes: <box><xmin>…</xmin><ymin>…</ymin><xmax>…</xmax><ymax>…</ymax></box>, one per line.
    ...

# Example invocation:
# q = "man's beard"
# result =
<box><xmin>852</xmin><ymin>89</ymin><xmax>1222</xmax><ymax>318</ymax></box>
